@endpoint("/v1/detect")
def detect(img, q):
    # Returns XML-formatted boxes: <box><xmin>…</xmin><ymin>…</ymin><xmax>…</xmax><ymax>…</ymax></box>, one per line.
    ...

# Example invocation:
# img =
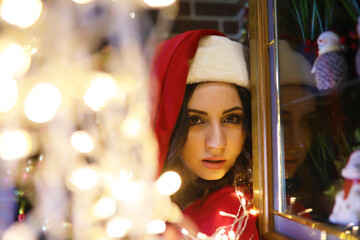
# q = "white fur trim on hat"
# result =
<box><xmin>187</xmin><ymin>35</ymin><xmax>250</xmax><ymax>89</ymax></box>
<box><xmin>279</xmin><ymin>40</ymin><xmax>315</xmax><ymax>87</ymax></box>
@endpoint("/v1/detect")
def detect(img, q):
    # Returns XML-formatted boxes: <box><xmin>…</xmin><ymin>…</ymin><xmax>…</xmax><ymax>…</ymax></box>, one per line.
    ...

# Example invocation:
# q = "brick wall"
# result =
<box><xmin>171</xmin><ymin>0</ymin><xmax>248</xmax><ymax>42</ymax></box>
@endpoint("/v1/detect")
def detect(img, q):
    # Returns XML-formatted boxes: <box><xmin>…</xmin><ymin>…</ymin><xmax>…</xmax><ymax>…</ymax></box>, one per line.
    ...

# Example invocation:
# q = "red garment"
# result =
<box><xmin>183</xmin><ymin>185</ymin><xmax>259</xmax><ymax>239</ymax></box>
<box><xmin>149</xmin><ymin>29</ymin><xmax>226</xmax><ymax>176</ymax></box>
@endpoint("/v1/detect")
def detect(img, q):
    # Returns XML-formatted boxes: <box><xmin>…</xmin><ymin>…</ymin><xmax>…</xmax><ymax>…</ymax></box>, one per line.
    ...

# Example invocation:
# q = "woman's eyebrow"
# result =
<box><xmin>223</xmin><ymin>106</ymin><xmax>243</xmax><ymax>114</ymax></box>
<box><xmin>188</xmin><ymin>109</ymin><xmax>207</xmax><ymax>115</ymax></box>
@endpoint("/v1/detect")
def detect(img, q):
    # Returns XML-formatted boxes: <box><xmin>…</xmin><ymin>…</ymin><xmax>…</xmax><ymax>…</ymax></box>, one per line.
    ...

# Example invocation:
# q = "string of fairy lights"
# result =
<box><xmin>0</xmin><ymin>0</ymin><xmax>257</xmax><ymax>239</ymax></box>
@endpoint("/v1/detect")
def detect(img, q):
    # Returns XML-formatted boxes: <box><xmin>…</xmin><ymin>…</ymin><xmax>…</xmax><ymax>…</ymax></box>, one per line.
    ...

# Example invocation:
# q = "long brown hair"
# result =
<box><xmin>162</xmin><ymin>83</ymin><xmax>252</xmax><ymax>208</ymax></box>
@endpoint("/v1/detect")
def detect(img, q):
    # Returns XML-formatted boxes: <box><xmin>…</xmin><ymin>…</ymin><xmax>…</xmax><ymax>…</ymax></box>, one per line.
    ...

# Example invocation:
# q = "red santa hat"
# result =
<box><xmin>149</xmin><ymin>29</ymin><xmax>250</xmax><ymax>176</ymax></box>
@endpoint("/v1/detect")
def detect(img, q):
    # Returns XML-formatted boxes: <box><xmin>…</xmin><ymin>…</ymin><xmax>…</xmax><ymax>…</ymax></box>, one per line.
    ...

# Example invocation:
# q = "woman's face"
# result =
<box><xmin>181</xmin><ymin>82</ymin><xmax>245</xmax><ymax>180</ymax></box>
<box><xmin>281</xmin><ymin>85</ymin><xmax>316</xmax><ymax>178</ymax></box>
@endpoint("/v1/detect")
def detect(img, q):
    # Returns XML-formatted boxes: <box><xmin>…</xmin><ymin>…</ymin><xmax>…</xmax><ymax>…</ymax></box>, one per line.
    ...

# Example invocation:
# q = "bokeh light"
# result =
<box><xmin>143</xmin><ymin>0</ymin><xmax>177</xmax><ymax>7</ymax></box>
<box><xmin>70</xmin><ymin>130</ymin><xmax>94</xmax><ymax>153</ymax></box>
<box><xmin>0</xmin><ymin>41</ymin><xmax>31</xmax><ymax>77</ymax></box>
<box><xmin>72</xmin><ymin>0</ymin><xmax>94</xmax><ymax>4</ymax></box>
<box><xmin>0</xmin><ymin>130</ymin><xmax>32</xmax><ymax>161</ymax></box>
<box><xmin>0</xmin><ymin>73</ymin><xmax>18</xmax><ymax>112</ymax></box>
<box><xmin>93</xmin><ymin>196</ymin><xmax>117</xmax><ymax>219</ymax></box>
<box><xmin>147</xmin><ymin>219</ymin><xmax>166</xmax><ymax>234</ymax></box>
<box><xmin>121</xmin><ymin>116</ymin><xmax>142</xmax><ymax>138</ymax></box>
<box><xmin>157</xmin><ymin>171</ymin><xmax>181</xmax><ymax>196</ymax></box>
<box><xmin>106</xmin><ymin>218</ymin><xmax>132</xmax><ymax>238</ymax></box>
<box><xmin>0</xmin><ymin>0</ymin><xmax>43</xmax><ymax>29</ymax></box>
<box><xmin>24</xmin><ymin>83</ymin><xmax>62</xmax><ymax>123</ymax></box>
<box><xmin>69</xmin><ymin>167</ymin><xmax>99</xmax><ymax>190</ymax></box>
<box><xmin>83</xmin><ymin>73</ymin><xmax>119</xmax><ymax>111</ymax></box>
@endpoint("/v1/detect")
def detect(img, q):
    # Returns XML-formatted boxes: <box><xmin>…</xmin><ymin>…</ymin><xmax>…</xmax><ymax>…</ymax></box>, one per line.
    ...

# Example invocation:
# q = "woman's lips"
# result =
<box><xmin>202</xmin><ymin>158</ymin><xmax>226</xmax><ymax>170</ymax></box>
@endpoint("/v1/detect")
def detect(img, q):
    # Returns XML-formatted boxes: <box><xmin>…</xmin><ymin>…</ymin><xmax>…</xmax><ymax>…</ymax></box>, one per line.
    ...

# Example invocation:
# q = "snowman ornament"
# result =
<box><xmin>329</xmin><ymin>149</ymin><xmax>360</xmax><ymax>225</ymax></box>
<box><xmin>311</xmin><ymin>31</ymin><xmax>348</xmax><ymax>91</ymax></box>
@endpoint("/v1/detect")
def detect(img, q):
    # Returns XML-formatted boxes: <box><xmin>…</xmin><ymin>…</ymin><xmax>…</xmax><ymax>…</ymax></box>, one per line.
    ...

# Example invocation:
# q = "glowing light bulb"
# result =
<box><xmin>197</xmin><ymin>232</ymin><xmax>208</xmax><ymax>239</ymax></box>
<box><xmin>228</xmin><ymin>230</ymin><xmax>235</xmax><ymax>240</ymax></box>
<box><xmin>157</xmin><ymin>171</ymin><xmax>181</xmax><ymax>195</ymax></box>
<box><xmin>0</xmin><ymin>130</ymin><xmax>32</xmax><ymax>161</ymax></box>
<box><xmin>24</xmin><ymin>83</ymin><xmax>62</xmax><ymax>123</ymax></box>
<box><xmin>93</xmin><ymin>197</ymin><xmax>117</xmax><ymax>219</ymax></box>
<box><xmin>0</xmin><ymin>0</ymin><xmax>42</xmax><ymax>29</ymax></box>
<box><xmin>69</xmin><ymin>167</ymin><xmax>99</xmax><ymax>190</ymax></box>
<box><xmin>0</xmin><ymin>42</ymin><xmax>31</xmax><ymax>77</ymax></box>
<box><xmin>147</xmin><ymin>219</ymin><xmax>166</xmax><ymax>234</ymax></box>
<box><xmin>0</xmin><ymin>73</ymin><xmax>17</xmax><ymax>112</ymax></box>
<box><xmin>249</xmin><ymin>208</ymin><xmax>259</xmax><ymax>216</ymax></box>
<box><xmin>70</xmin><ymin>130</ymin><xmax>94</xmax><ymax>153</ymax></box>
<box><xmin>121</xmin><ymin>116</ymin><xmax>142</xmax><ymax>138</ymax></box>
<box><xmin>143</xmin><ymin>0</ymin><xmax>176</xmax><ymax>7</ymax></box>
<box><xmin>106</xmin><ymin>218</ymin><xmax>132</xmax><ymax>238</ymax></box>
<box><xmin>72</xmin><ymin>0</ymin><xmax>94</xmax><ymax>4</ymax></box>
<box><xmin>83</xmin><ymin>73</ymin><xmax>118</xmax><ymax>111</ymax></box>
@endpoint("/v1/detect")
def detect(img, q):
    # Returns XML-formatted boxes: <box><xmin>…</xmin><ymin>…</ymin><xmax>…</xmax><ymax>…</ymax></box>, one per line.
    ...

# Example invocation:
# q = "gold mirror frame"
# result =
<box><xmin>250</xmin><ymin>1</ymin><xmax>360</xmax><ymax>239</ymax></box>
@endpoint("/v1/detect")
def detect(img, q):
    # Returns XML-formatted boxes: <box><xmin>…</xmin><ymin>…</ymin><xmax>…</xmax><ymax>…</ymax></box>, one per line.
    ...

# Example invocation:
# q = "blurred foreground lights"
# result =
<box><xmin>106</xmin><ymin>218</ymin><xmax>132</xmax><ymax>238</ymax></box>
<box><xmin>111</xmin><ymin>181</ymin><xmax>143</xmax><ymax>202</ymax></box>
<box><xmin>0</xmin><ymin>42</ymin><xmax>31</xmax><ymax>77</ymax></box>
<box><xmin>0</xmin><ymin>130</ymin><xmax>32</xmax><ymax>161</ymax></box>
<box><xmin>147</xmin><ymin>219</ymin><xmax>166</xmax><ymax>234</ymax></box>
<box><xmin>0</xmin><ymin>0</ymin><xmax>42</xmax><ymax>29</ymax></box>
<box><xmin>93</xmin><ymin>197</ymin><xmax>117</xmax><ymax>219</ymax></box>
<box><xmin>121</xmin><ymin>116</ymin><xmax>142</xmax><ymax>138</ymax></box>
<box><xmin>143</xmin><ymin>0</ymin><xmax>176</xmax><ymax>7</ymax></box>
<box><xmin>70</xmin><ymin>130</ymin><xmax>94</xmax><ymax>153</ymax></box>
<box><xmin>3</xmin><ymin>223</ymin><xmax>36</xmax><ymax>240</ymax></box>
<box><xmin>72</xmin><ymin>0</ymin><xmax>94</xmax><ymax>4</ymax></box>
<box><xmin>24</xmin><ymin>83</ymin><xmax>62</xmax><ymax>123</ymax></box>
<box><xmin>83</xmin><ymin>73</ymin><xmax>119</xmax><ymax>111</ymax></box>
<box><xmin>68</xmin><ymin>167</ymin><xmax>99</xmax><ymax>190</ymax></box>
<box><xmin>0</xmin><ymin>73</ymin><xmax>18</xmax><ymax>112</ymax></box>
<box><xmin>157</xmin><ymin>171</ymin><xmax>181</xmax><ymax>195</ymax></box>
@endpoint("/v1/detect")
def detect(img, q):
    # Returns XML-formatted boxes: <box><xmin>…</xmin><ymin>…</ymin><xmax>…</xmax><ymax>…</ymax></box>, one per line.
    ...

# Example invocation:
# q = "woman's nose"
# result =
<box><xmin>205</xmin><ymin>123</ymin><xmax>226</xmax><ymax>154</ymax></box>
<box><xmin>284</xmin><ymin>123</ymin><xmax>306</xmax><ymax>151</ymax></box>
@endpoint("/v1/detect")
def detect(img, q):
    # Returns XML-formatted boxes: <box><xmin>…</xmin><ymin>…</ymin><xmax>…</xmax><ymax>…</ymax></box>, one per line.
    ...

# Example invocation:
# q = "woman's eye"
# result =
<box><xmin>224</xmin><ymin>114</ymin><xmax>242</xmax><ymax>124</ymax></box>
<box><xmin>188</xmin><ymin>116</ymin><xmax>205</xmax><ymax>125</ymax></box>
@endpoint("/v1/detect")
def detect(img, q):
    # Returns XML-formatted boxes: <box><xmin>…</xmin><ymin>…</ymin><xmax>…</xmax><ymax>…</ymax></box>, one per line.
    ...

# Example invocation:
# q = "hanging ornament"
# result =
<box><xmin>311</xmin><ymin>31</ymin><xmax>348</xmax><ymax>91</ymax></box>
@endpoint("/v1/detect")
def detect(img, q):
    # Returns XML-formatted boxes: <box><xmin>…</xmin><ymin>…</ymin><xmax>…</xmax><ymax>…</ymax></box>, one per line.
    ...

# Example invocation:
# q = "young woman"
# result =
<box><xmin>150</xmin><ymin>29</ymin><xmax>259</xmax><ymax>239</ymax></box>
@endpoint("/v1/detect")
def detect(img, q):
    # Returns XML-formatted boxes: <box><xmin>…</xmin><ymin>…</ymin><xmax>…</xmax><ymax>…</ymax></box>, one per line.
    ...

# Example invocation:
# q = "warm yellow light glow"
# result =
<box><xmin>70</xmin><ymin>130</ymin><xmax>94</xmax><ymax>153</ymax></box>
<box><xmin>121</xmin><ymin>117</ymin><xmax>142</xmax><ymax>138</ymax></box>
<box><xmin>69</xmin><ymin>167</ymin><xmax>99</xmax><ymax>190</ymax></box>
<box><xmin>0</xmin><ymin>130</ymin><xmax>32</xmax><ymax>161</ymax></box>
<box><xmin>93</xmin><ymin>197</ymin><xmax>117</xmax><ymax>219</ymax></box>
<box><xmin>147</xmin><ymin>219</ymin><xmax>166</xmax><ymax>234</ymax></box>
<box><xmin>106</xmin><ymin>218</ymin><xmax>132</xmax><ymax>238</ymax></box>
<box><xmin>83</xmin><ymin>73</ymin><xmax>118</xmax><ymax>111</ymax></box>
<box><xmin>0</xmin><ymin>0</ymin><xmax>42</xmax><ymax>29</ymax></box>
<box><xmin>157</xmin><ymin>171</ymin><xmax>181</xmax><ymax>196</ymax></box>
<box><xmin>0</xmin><ymin>42</ymin><xmax>31</xmax><ymax>77</ymax></box>
<box><xmin>143</xmin><ymin>0</ymin><xmax>176</xmax><ymax>7</ymax></box>
<box><xmin>0</xmin><ymin>73</ymin><xmax>17</xmax><ymax>112</ymax></box>
<box><xmin>111</xmin><ymin>181</ymin><xmax>143</xmax><ymax>202</ymax></box>
<box><xmin>24</xmin><ymin>83</ymin><xmax>62</xmax><ymax>123</ymax></box>
<box><xmin>249</xmin><ymin>208</ymin><xmax>259</xmax><ymax>216</ymax></box>
<box><xmin>72</xmin><ymin>0</ymin><xmax>94</xmax><ymax>4</ymax></box>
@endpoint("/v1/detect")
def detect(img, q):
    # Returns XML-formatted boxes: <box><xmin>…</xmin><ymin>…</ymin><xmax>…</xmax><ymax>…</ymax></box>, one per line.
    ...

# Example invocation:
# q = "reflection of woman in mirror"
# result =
<box><xmin>279</xmin><ymin>40</ymin><xmax>338</xmax><ymax>221</ymax></box>
<box><xmin>150</xmin><ymin>30</ymin><xmax>259</xmax><ymax>238</ymax></box>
